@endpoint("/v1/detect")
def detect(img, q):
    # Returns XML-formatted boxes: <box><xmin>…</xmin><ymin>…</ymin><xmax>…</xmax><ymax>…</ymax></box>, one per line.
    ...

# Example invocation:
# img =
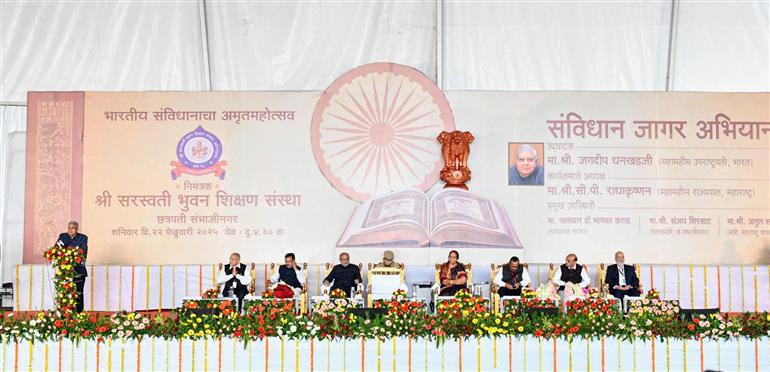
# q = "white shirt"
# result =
<box><xmin>269</xmin><ymin>265</ymin><xmax>306</xmax><ymax>286</ymax></box>
<box><xmin>216</xmin><ymin>265</ymin><xmax>250</xmax><ymax>288</ymax></box>
<box><xmin>617</xmin><ymin>265</ymin><xmax>627</xmax><ymax>286</ymax></box>
<box><xmin>494</xmin><ymin>266</ymin><xmax>531</xmax><ymax>288</ymax></box>
<box><xmin>552</xmin><ymin>265</ymin><xmax>590</xmax><ymax>288</ymax></box>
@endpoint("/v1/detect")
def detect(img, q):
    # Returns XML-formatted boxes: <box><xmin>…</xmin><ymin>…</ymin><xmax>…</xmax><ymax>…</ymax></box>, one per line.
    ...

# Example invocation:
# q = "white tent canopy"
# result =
<box><xmin>1</xmin><ymin>1</ymin><xmax>768</xmax><ymax>282</ymax></box>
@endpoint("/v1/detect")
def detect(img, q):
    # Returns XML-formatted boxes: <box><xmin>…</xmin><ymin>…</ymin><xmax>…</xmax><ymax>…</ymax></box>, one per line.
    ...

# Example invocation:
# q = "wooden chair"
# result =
<box><xmin>267</xmin><ymin>262</ymin><xmax>308</xmax><ymax>314</ymax></box>
<box><xmin>490</xmin><ymin>263</ymin><xmax>530</xmax><ymax>314</ymax></box>
<box><xmin>366</xmin><ymin>263</ymin><xmax>406</xmax><ymax>307</ymax></box>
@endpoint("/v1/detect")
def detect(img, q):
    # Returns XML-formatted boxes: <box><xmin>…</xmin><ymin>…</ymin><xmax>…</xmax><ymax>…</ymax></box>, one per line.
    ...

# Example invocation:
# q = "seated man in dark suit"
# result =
<box><xmin>605</xmin><ymin>251</ymin><xmax>641</xmax><ymax>300</ymax></box>
<box><xmin>323</xmin><ymin>252</ymin><xmax>362</xmax><ymax>297</ymax></box>
<box><xmin>55</xmin><ymin>221</ymin><xmax>88</xmax><ymax>312</ymax></box>
<box><xmin>494</xmin><ymin>256</ymin><xmax>531</xmax><ymax>296</ymax></box>
<box><xmin>216</xmin><ymin>252</ymin><xmax>250</xmax><ymax>311</ymax></box>
<box><xmin>269</xmin><ymin>252</ymin><xmax>305</xmax><ymax>291</ymax></box>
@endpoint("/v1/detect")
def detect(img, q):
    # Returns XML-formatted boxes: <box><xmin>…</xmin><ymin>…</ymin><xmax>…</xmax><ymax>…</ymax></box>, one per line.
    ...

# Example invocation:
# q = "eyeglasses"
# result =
<box><xmin>517</xmin><ymin>157</ymin><xmax>536</xmax><ymax>163</ymax></box>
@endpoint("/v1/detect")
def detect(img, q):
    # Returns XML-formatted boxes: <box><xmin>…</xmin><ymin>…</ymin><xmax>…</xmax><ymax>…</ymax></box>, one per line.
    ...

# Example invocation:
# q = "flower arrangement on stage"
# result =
<box><xmin>533</xmin><ymin>283</ymin><xmax>559</xmax><ymax>301</ymax></box>
<box><xmin>563</xmin><ymin>282</ymin><xmax>589</xmax><ymax>298</ymax></box>
<box><xmin>566</xmin><ymin>297</ymin><xmax>619</xmax><ymax>317</ymax></box>
<box><xmin>503</xmin><ymin>297</ymin><xmax>558</xmax><ymax>314</ymax></box>
<box><xmin>108</xmin><ymin>312</ymin><xmax>151</xmax><ymax>339</ymax></box>
<box><xmin>736</xmin><ymin>312</ymin><xmax>770</xmax><ymax>338</ymax></box>
<box><xmin>178</xmin><ymin>300</ymin><xmax>238</xmax><ymax>340</ymax></box>
<box><xmin>521</xmin><ymin>288</ymin><xmax>536</xmax><ymax>299</ymax></box>
<box><xmin>241</xmin><ymin>299</ymin><xmax>297</xmax><ymax>339</ymax></box>
<box><xmin>432</xmin><ymin>289</ymin><xmax>491</xmax><ymax>339</ymax></box>
<box><xmin>391</xmin><ymin>289</ymin><xmax>408</xmax><ymax>301</ymax></box>
<box><xmin>261</xmin><ymin>288</ymin><xmax>275</xmax><ymax>298</ymax></box>
<box><xmin>646</xmin><ymin>288</ymin><xmax>661</xmax><ymax>300</ymax></box>
<box><xmin>2</xmin><ymin>304</ymin><xmax>770</xmax><ymax>344</ymax></box>
<box><xmin>679</xmin><ymin>313</ymin><xmax>740</xmax><ymax>340</ymax></box>
<box><xmin>43</xmin><ymin>244</ymin><xmax>86</xmax><ymax>316</ymax></box>
<box><xmin>329</xmin><ymin>288</ymin><xmax>348</xmax><ymax>299</ymax></box>
<box><xmin>181</xmin><ymin>299</ymin><xmax>235</xmax><ymax>315</ymax></box>
<box><xmin>201</xmin><ymin>287</ymin><xmax>220</xmax><ymax>299</ymax></box>
<box><xmin>503</xmin><ymin>285</ymin><xmax>558</xmax><ymax>314</ymax></box>
<box><xmin>313</xmin><ymin>298</ymin><xmax>358</xmax><ymax>317</ymax></box>
<box><xmin>627</xmin><ymin>298</ymin><xmax>680</xmax><ymax>317</ymax></box>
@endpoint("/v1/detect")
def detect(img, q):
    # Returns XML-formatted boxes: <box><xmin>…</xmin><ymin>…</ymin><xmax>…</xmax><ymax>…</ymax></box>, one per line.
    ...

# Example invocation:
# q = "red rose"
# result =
<box><xmin>83</xmin><ymin>330</ymin><xmax>91</xmax><ymax>337</ymax></box>
<box><xmin>54</xmin><ymin>320</ymin><xmax>63</xmax><ymax>328</ymax></box>
<box><xmin>687</xmin><ymin>324</ymin><xmax>695</xmax><ymax>331</ymax></box>
<box><xmin>61</xmin><ymin>329</ymin><xmax>68</xmax><ymax>336</ymax></box>
<box><xmin>534</xmin><ymin>329</ymin><xmax>543</xmax><ymax>337</ymax></box>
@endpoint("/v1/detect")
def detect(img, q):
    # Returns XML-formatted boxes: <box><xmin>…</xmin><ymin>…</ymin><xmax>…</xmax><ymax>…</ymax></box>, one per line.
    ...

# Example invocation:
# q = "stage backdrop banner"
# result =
<box><xmin>23</xmin><ymin>71</ymin><xmax>769</xmax><ymax>266</ymax></box>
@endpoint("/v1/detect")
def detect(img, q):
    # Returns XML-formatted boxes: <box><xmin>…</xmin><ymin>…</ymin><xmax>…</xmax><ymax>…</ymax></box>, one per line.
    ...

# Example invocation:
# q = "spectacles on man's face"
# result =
<box><xmin>517</xmin><ymin>157</ymin><xmax>536</xmax><ymax>163</ymax></box>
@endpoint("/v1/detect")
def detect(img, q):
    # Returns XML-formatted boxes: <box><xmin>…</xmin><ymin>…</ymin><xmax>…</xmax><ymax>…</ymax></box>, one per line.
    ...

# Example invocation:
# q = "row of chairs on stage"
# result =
<box><xmin>211</xmin><ymin>262</ymin><xmax>644</xmax><ymax>313</ymax></box>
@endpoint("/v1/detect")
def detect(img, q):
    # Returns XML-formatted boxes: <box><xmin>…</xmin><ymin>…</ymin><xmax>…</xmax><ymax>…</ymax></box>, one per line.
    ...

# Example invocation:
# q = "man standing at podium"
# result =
<box><xmin>54</xmin><ymin>221</ymin><xmax>88</xmax><ymax>312</ymax></box>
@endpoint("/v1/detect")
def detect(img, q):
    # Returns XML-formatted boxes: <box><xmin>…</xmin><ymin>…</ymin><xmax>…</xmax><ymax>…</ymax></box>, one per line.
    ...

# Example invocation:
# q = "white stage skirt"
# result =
<box><xmin>0</xmin><ymin>336</ymin><xmax>768</xmax><ymax>371</ymax></box>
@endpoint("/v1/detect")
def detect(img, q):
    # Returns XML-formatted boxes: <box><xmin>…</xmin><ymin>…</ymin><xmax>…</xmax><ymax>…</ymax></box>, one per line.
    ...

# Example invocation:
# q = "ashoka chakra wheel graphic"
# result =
<box><xmin>311</xmin><ymin>63</ymin><xmax>455</xmax><ymax>202</ymax></box>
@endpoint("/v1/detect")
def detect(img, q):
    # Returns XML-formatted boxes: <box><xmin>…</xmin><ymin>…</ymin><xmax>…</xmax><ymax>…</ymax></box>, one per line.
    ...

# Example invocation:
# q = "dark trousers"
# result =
<box><xmin>610</xmin><ymin>287</ymin><xmax>641</xmax><ymax>300</ymax></box>
<box><xmin>223</xmin><ymin>287</ymin><xmax>249</xmax><ymax>312</ymax></box>
<box><xmin>497</xmin><ymin>286</ymin><xmax>522</xmax><ymax>297</ymax></box>
<box><xmin>75</xmin><ymin>278</ymin><xmax>86</xmax><ymax>312</ymax></box>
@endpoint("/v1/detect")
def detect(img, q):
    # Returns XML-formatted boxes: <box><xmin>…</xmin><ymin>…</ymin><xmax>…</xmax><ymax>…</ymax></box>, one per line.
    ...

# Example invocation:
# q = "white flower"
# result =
<box><xmin>290</xmin><ymin>325</ymin><xmax>297</xmax><ymax>333</ymax></box>
<box><xmin>117</xmin><ymin>331</ymin><xmax>125</xmax><ymax>337</ymax></box>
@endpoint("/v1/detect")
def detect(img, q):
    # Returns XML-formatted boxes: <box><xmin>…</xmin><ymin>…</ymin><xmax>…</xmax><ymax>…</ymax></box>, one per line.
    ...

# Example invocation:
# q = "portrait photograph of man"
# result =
<box><xmin>508</xmin><ymin>143</ymin><xmax>545</xmax><ymax>186</ymax></box>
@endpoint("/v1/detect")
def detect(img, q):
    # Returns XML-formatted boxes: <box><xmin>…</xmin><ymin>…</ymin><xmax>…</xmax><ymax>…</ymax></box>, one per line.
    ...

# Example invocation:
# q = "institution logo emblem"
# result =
<box><xmin>171</xmin><ymin>126</ymin><xmax>227</xmax><ymax>180</ymax></box>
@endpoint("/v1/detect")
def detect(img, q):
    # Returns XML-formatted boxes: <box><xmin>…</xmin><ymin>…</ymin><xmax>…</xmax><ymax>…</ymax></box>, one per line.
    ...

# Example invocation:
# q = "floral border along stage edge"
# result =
<box><xmin>2</xmin><ymin>288</ymin><xmax>769</xmax><ymax>343</ymax></box>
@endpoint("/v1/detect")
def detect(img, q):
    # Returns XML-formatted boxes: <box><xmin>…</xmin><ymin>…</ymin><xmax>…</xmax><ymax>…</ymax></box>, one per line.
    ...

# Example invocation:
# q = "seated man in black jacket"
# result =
<box><xmin>269</xmin><ymin>252</ymin><xmax>305</xmax><ymax>292</ymax></box>
<box><xmin>322</xmin><ymin>252</ymin><xmax>362</xmax><ymax>297</ymax></box>
<box><xmin>605</xmin><ymin>251</ymin><xmax>641</xmax><ymax>300</ymax></box>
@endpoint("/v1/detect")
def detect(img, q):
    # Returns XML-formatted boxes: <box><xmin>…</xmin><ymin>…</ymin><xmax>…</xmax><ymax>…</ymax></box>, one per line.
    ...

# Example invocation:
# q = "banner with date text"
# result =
<box><xmin>24</xmin><ymin>89</ymin><xmax>769</xmax><ymax>266</ymax></box>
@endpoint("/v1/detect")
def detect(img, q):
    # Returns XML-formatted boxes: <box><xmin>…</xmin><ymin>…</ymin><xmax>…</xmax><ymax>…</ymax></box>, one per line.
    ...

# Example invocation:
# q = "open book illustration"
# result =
<box><xmin>337</xmin><ymin>188</ymin><xmax>523</xmax><ymax>248</ymax></box>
